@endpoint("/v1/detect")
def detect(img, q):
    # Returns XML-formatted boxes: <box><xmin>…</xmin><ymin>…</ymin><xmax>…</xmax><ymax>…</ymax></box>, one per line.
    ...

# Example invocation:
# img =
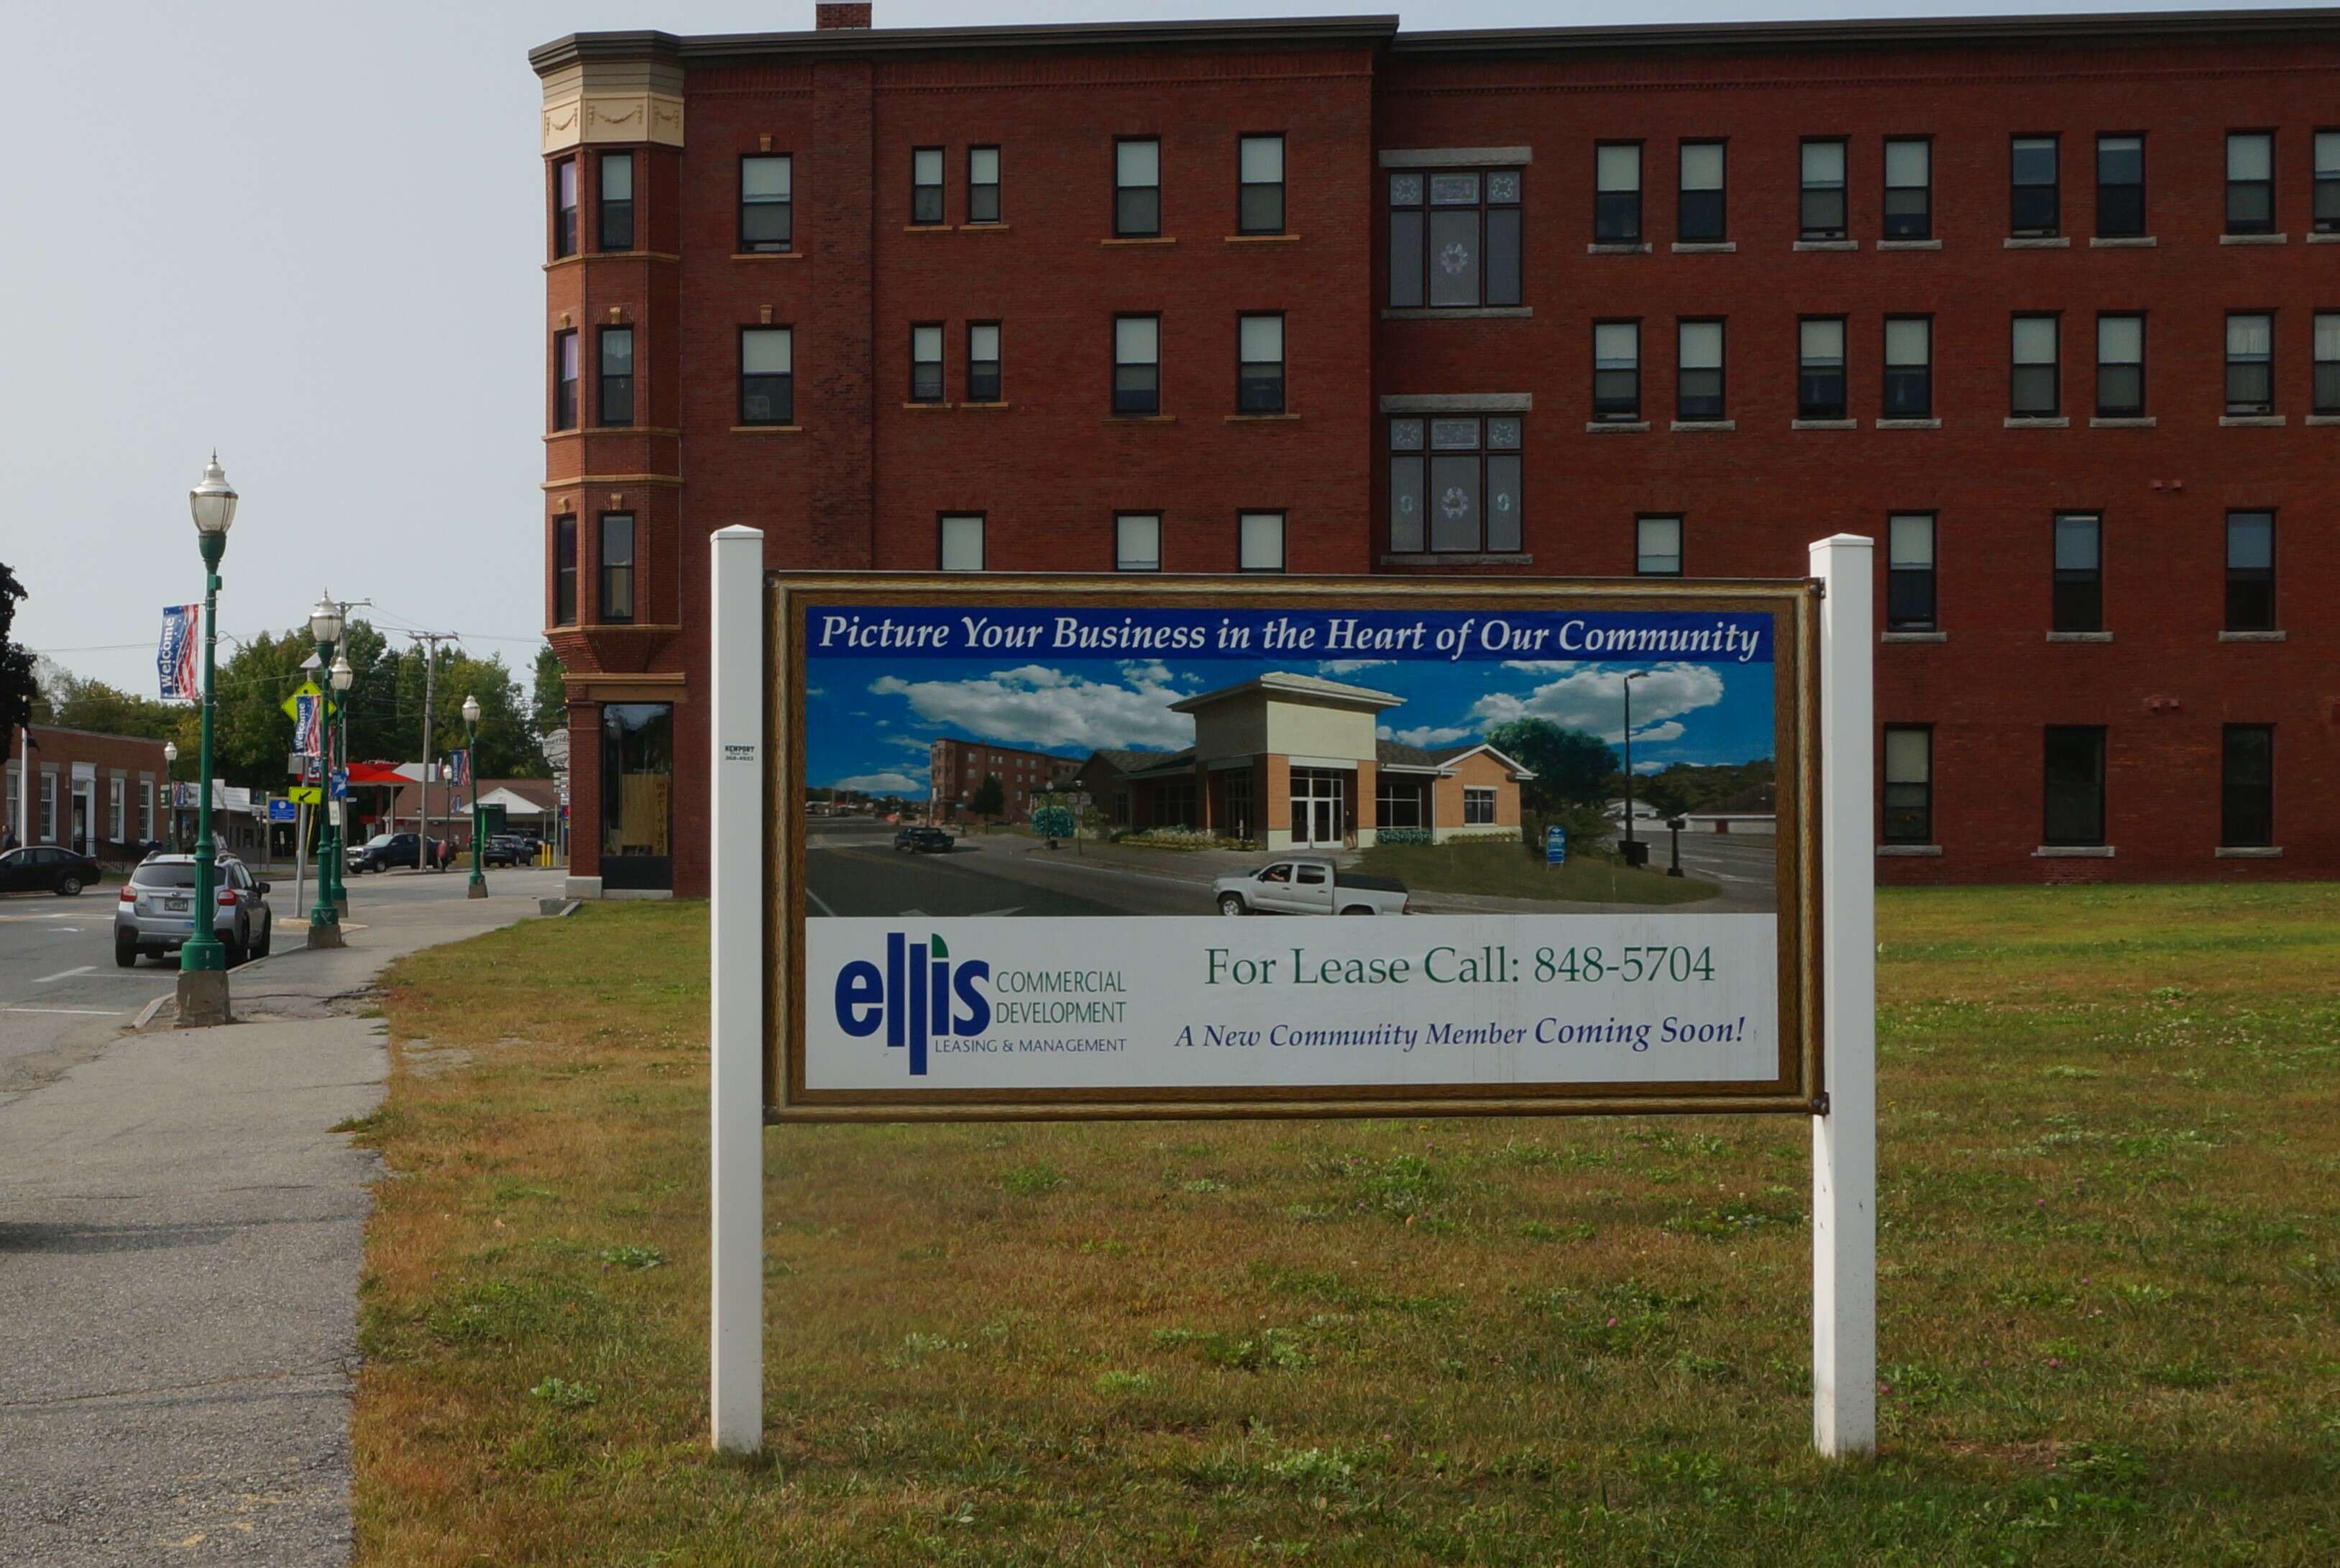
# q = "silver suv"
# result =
<box><xmin>114</xmin><ymin>855</ymin><xmax>275</xmax><ymax>968</ymax></box>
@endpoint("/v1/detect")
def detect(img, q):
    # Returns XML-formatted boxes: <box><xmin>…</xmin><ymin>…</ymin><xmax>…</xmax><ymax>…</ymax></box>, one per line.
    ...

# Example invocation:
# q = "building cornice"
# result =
<box><xmin>1389</xmin><ymin>8</ymin><xmax>2340</xmax><ymax>59</ymax></box>
<box><xmin>530</xmin><ymin>16</ymin><xmax>1400</xmax><ymax>76</ymax></box>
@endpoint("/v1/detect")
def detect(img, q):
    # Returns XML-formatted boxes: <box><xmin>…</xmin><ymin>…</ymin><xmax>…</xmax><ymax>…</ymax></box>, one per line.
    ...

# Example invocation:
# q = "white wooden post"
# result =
<box><xmin>1809</xmin><ymin>533</ymin><xmax>1877</xmax><ymax>1457</ymax></box>
<box><xmin>709</xmin><ymin>525</ymin><xmax>765</xmax><ymax>1454</ymax></box>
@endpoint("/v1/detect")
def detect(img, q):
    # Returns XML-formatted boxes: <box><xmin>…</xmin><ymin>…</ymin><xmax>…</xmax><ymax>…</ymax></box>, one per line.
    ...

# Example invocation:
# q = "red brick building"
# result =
<box><xmin>4</xmin><ymin>725</ymin><xmax>170</xmax><ymax>862</ymax></box>
<box><xmin>927</xmin><ymin>738</ymin><xmax>1080</xmax><ymax>823</ymax></box>
<box><xmin>534</xmin><ymin>6</ymin><xmax>2340</xmax><ymax>897</ymax></box>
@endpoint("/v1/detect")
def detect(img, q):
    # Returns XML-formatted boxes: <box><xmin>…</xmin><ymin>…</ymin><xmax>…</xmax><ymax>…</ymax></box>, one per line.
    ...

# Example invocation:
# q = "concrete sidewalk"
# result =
<box><xmin>0</xmin><ymin>870</ymin><xmax>562</xmax><ymax>1567</ymax></box>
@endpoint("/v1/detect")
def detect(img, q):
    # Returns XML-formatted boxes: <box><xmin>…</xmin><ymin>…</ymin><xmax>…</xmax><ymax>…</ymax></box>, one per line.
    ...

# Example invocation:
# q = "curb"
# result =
<box><xmin>133</xmin><ymin>994</ymin><xmax>174</xmax><ymax>1032</ymax></box>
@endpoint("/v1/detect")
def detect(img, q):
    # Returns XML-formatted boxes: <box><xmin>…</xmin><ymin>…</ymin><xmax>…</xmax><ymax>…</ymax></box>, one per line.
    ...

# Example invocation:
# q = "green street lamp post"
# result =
<box><xmin>330</xmin><ymin>648</ymin><xmax>352</xmax><ymax>916</ymax></box>
<box><xmin>162</xmin><ymin>740</ymin><xmax>179</xmax><ymax>852</ymax></box>
<box><xmin>462</xmin><ymin>694</ymin><xmax>487</xmax><ymax>899</ymax></box>
<box><xmin>178</xmin><ymin>454</ymin><xmax>237</xmax><ymax>1027</ymax></box>
<box><xmin>304</xmin><ymin>595</ymin><xmax>347</xmax><ymax>948</ymax></box>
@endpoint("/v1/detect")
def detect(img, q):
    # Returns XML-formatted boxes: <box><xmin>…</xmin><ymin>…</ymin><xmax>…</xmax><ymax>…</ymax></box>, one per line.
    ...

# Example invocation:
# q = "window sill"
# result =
<box><xmin>1881</xmin><ymin>631</ymin><xmax>1947</xmax><ymax>643</ymax></box>
<box><xmin>2219</xmin><ymin>232</ymin><xmax>2287</xmax><ymax>245</ymax></box>
<box><xmin>1670</xmin><ymin>241</ymin><xmax>1735</xmax><ymax>253</ymax></box>
<box><xmin>1101</xmin><ymin>235</ymin><xmax>1176</xmax><ymax>247</ymax></box>
<box><xmin>960</xmin><ymin>400</ymin><xmax>1012</xmax><ymax>411</ymax></box>
<box><xmin>1381</xmin><ymin>306</ymin><xmax>1533</xmax><ymax>320</ymax></box>
<box><xmin>1875</xmin><ymin>418</ymin><xmax>1941</xmax><ymax>430</ymax></box>
<box><xmin>2221</xmin><ymin>415</ymin><xmax>2286</xmax><ymax>427</ymax></box>
<box><xmin>543</xmin><ymin>249</ymin><xmax>680</xmax><ymax>270</ymax></box>
<box><xmin>1224</xmin><ymin>233</ymin><xmax>1300</xmax><ymax>244</ymax></box>
<box><xmin>1381</xmin><ymin>553</ymin><xmax>1532</xmax><ymax>567</ymax></box>
<box><xmin>903</xmin><ymin>400</ymin><xmax>953</xmax><ymax>411</ymax></box>
<box><xmin>1225</xmin><ymin>413</ymin><xmax>1299</xmax><ymax>422</ymax></box>
<box><xmin>545</xmin><ymin>426</ymin><xmax>682</xmax><ymax>439</ymax></box>
<box><xmin>728</xmin><ymin>424</ymin><xmax>803</xmax><ymax>434</ymax></box>
<box><xmin>729</xmin><ymin>251</ymin><xmax>803</xmax><ymax>261</ymax></box>
<box><xmin>569</xmin><ymin>621</ymin><xmax>681</xmax><ymax>635</ymax></box>
<box><xmin>2004</xmin><ymin>235</ymin><xmax>2070</xmax><ymax>248</ymax></box>
<box><xmin>1103</xmin><ymin>414</ymin><xmax>1176</xmax><ymax>424</ymax></box>
<box><xmin>962</xmin><ymin>221</ymin><xmax>1010</xmax><ymax>231</ymax></box>
<box><xmin>2215</xmin><ymin>845</ymin><xmax>2282</xmax><ymax>858</ymax></box>
<box><xmin>2045</xmin><ymin>631</ymin><xmax>2111</xmax><ymax>642</ymax></box>
<box><xmin>1587</xmin><ymin>242</ymin><xmax>1652</xmax><ymax>255</ymax></box>
<box><xmin>2089</xmin><ymin>416</ymin><xmax>2156</xmax><ymax>428</ymax></box>
<box><xmin>2005</xmin><ymin>416</ymin><xmax>2069</xmax><ymax>428</ymax></box>
<box><xmin>1586</xmin><ymin>420</ymin><xmax>1650</xmax><ymax>434</ymax></box>
<box><xmin>1791</xmin><ymin>418</ymin><xmax>1858</xmax><ymax>431</ymax></box>
<box><xmin>2034</xmin><ymin>845</ymin><xmax>2114</xmax><ymax>858</ymax></box>
<box><xmin>2217</xmin><ymin>630</ymin><xmax>2286</xmax><ymax>642</ymax></box>
<box><xmin>1793</xmin><ymin>239</ymin><xmax>1858</xmax><ymax>251</ymax></box>
<box><xmin>1670</xmin><ymin>420</ymin><xmax>1735</xmax><ymax>432</ymax></box>
<box><xmin>2307</xmin><ymin>414</ymin><xmax>2340</xmax><ymax>426</ymax></box>
<box><xmin>2088</xmin><ymin>235</ymin><xmax>2157</xmax><ymax>248</ymax></box>
<box><xmin>903</xmin><ymin>223</ymin><xmax>955</xmax><ymax>233</ymax></box>
<box><xmin>1875</xmin><ymin>238</ymin><xmax>1942</xmax><ymax>250</ymax></box>
<box><xmin>2308</xmin><ymin>231</ymin><xmax>2340</xmax><ymax>244</ymax></box>
<box><xmin>1876</xmin><ymin>844</ymin><xmax>1942</xmax><ymax>857</ymax></box>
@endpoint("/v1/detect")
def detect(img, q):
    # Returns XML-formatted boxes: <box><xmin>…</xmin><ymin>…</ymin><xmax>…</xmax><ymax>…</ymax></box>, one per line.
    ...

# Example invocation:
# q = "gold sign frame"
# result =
<box><xmin>763</xmin><ymin>574</ymin><xmax>1822</xmax><ymax>1122</ymax></box>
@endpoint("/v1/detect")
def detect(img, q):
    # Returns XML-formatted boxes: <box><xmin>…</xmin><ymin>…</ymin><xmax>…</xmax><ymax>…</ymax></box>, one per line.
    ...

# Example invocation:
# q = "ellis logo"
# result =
<box><xmin>833</xmin><ymin>932</ymin><xmax>991</xmax><ymax>1076</ymax></box>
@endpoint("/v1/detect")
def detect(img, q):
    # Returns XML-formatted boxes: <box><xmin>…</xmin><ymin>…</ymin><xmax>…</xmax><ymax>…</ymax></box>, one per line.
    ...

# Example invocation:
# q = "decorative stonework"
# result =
<box><xmin>541</xmin><ymin>59</ymin><xmax>685</xmax><ymax>154</ymax></box>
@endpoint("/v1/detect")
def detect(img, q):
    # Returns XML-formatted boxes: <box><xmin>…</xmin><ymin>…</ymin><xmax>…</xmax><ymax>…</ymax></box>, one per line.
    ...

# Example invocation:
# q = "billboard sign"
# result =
<box><xmin>763</xmin><ymin>577</ymin><xmax>1818</xmax><ymax>1121</ymax></box>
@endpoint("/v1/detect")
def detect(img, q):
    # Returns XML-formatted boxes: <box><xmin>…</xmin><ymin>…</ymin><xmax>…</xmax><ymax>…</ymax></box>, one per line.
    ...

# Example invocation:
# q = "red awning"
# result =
<box><xmin>345</xmin><ymin>761</ymin><xmax>410</xmax><ymax>785</ymax></box>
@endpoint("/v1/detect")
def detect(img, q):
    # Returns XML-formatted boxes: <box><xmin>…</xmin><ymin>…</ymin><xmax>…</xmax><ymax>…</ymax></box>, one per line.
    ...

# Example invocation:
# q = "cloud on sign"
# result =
<box><xmin>832</xmin><ymin>771</ymin><xmax>925</xmax><ymax>794</ymax></box>
<box><xmin>1378</xmin><ymin>723</ymin><xmax>1474</xmax><ymax>748</ymax></box>
<box><xmin>1319</xmin><ymin>659</ymin><xmax>1394</xmax><ymax>676</ymax></box>
<box><xmin>868</xmin><ymin>664</ymin><xmax>1193</xmax><ymax>751</ymax></box>
<box><xmin>1469</xmin><ymin>662</ymin><xmax>1723</xmax><ymax>743</ymax></box>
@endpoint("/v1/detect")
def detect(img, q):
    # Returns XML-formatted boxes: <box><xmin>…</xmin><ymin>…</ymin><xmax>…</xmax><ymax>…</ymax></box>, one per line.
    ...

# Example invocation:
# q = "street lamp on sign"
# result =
<box><xmin>462</xmin><ymin>694</ymin><xmax>486</xmax><ymax>898</ymax></box>
<box><xmin>303</xmin><ymin>594</ymin><xmax>347</xmax><ymax>947</ymax></box>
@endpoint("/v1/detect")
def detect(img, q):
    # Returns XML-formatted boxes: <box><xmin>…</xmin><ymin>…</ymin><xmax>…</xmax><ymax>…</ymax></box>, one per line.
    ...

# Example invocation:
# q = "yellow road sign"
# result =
<box><xmin>280</xmin><ymin>680</ymin><xmax>339</xmax><ymax>720</ymax></box>
<box><xmin>286</xmin><ymin>785</ymin><xmax>323</xmax><ymax>805</ymax></box>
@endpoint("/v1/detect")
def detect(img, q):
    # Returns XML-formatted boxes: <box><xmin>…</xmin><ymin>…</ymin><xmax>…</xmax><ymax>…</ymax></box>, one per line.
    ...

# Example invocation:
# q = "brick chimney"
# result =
<box><xmin>816</xmin><ymin>3</ymin><xmax>872</xmax><ymax>27</ymax></box>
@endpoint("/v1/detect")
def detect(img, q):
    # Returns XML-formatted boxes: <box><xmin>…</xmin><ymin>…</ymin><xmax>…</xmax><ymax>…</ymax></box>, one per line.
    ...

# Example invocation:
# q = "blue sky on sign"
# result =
<box><xmin>807</xmin><ymin>654</ymin><xmax>1775</xmax><ymax>796</ymax></box>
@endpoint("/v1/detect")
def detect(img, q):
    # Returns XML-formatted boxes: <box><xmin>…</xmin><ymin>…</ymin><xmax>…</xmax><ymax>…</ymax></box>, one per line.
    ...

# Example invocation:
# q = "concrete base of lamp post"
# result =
<box><xmin>333</xmin><ymin>895</ymin><xmax>349</xmax><ymax>917</ymax></box>
<box><xmin>175</xmin><ymin>969</ymin><xmax>233</xmax><ymax>1028</ymax></box>
<box><xmin>466</xmin><ymin>881</ymin><xmax>488</xmax><ymax>899</ymax></box>
<box><xmin>306</xmin><ymin>922</ymin><xmax>347</xmax><ymax>950</ymax></box>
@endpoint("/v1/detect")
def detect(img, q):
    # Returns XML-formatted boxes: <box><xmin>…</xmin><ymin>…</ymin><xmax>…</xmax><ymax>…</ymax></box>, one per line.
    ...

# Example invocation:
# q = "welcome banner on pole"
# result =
<box><xmin>157</xmin><ymin>604</ymin><xmax>201</xmax><ymax>702</ymax></box>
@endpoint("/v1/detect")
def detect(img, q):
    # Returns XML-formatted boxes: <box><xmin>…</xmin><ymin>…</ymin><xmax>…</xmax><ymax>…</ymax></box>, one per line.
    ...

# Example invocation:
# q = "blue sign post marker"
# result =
<box><xmin>267</xmin><ymin>799</ymin><xmax>297</xmax><ymax>823</ymax></box>
<box><xmin>1544</xmin><ymin>823</ymin><xmax>1568</xmax><ymax>866</ymax></box>
<box><xmin>329</xmin><ymin>768</ymin><xmax>348</xmax><ymax>801</ymax></box>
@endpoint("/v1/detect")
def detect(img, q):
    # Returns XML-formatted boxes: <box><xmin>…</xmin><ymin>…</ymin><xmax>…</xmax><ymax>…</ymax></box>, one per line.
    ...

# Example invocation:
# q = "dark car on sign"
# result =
<box><xmin>0</xmin><ymin>845</ymin><xmax>103</xmax><ymax>897</ymax></box>
<box><xmin>893</xmin><ymin>826</ymin><xmax>955</xmax><ymax>854</ymax></box>
<box><xmin>482</xmin><ymin>834</ymin><xmax>533</xmax><ymax>867</ymax></box>
<box><xmin>348</xmin><ymin>831</ymin><xmax>423</xmax><ymax>874</ymax></box>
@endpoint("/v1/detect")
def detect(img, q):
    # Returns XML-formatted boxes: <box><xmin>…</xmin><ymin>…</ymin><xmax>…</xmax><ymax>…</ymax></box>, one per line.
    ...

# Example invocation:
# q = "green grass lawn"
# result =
<box><xmin>352</xmin><ymin>886</ymin><xmax>2340</xmax><ymax>1567</ymax></box>
<box><xmin>1357</xmin><ymin>837</ymin><xmax>1720</xmax><ymax>905</ymax></box>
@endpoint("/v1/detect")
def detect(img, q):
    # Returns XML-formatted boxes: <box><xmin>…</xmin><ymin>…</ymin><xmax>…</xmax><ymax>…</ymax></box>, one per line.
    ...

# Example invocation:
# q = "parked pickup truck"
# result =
<box><xmin>1213</xmin><ymin>856</ymin><xmax>1410</xmax><ymax>917</ymax></box>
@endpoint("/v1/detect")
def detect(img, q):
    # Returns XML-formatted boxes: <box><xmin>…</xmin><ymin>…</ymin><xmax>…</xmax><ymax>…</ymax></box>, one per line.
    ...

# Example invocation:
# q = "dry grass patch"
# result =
<box><xmin>352</xmin><ymin>891</ymin><xmax>2340</xmax><ymax>1566</ymax></box>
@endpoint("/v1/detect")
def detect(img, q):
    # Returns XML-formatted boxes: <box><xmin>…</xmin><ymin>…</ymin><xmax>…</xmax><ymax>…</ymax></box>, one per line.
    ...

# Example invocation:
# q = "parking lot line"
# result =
<box><xmin>1</xmin><ymin>1007</ymin><xmax>124</xmax><ymax>1017</ymax></box>
<box><xmin>34</xmin><ymin>966</ymin><xmax>96</xmax><ymax>984</ymax></box>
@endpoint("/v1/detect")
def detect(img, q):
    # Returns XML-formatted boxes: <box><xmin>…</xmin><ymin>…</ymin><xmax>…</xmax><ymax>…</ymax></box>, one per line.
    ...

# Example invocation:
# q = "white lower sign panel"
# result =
<box><xmin>801</xmin><ymin>914</ymin><xmax>1781</xmax><ymax>1099</ymax></box>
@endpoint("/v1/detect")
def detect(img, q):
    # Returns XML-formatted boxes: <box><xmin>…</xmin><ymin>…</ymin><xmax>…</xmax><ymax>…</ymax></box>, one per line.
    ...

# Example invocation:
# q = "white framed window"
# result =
<box><xmin>1239</xmin><ymin>510</ymin><xmax>1285</xmax><ymax>572</ymax></box>
<box><xmin>1678</xmin><ymin>142</ymin><xmax>1725</xmax><ymax>242</ymax></box>
<box><xmin>109</xmin><ymin>778</ymin><xmax>124</xmax><ymax>842</ymax></box>
<box><xmin>2011</xmin><ymin>315</ymin><xmax>2060</xmax><ymax>417</ymax></box>
<box><xmin>1594</xmin><ymin>142</ymin><xmax>1642</xmax><ymax>242</ymax></box>
<box><xmin>139</xmin><ymin>779</ymin><xmax>154</xmax><ymax>841</ymax></box>
<box><xmin>1635</xmin><ymin>515</ymin><xmax>1682</xmax><ymax>577</ymax></box>
<box><xmin>1678</xmin><ymin>319</ymin><xmax>1725</xmax><ymax>421</ymax></box>
<box><xmin>1112</xmin><ymin>315</ymin><xmax>1160</xmax><ymax>416</ymax></box>
<box><xmin>909</xmin><ymin>324</ymin><xmax>945</xmax><ymax>403</ymax></box>
<box><xmin>39</xmin><ymin>771</ymin><xmax>57</xmax><ymax>842</ymax></box>
<box><xmin>1238</xmin><ymin>134</ymin><xmax>1284</xmax><ymax>234</ymax></box>
<box><xmin>1464</xmin><ymin>787</ymin><xmax>1497</xmax><ymax>825</ymax></box>
<box><xmin>1592</xmin><ymin>321</ymin><xmax>1641</xmax><ymax>421</ymax></box>
<box><xmin>939</xmin><ymin>513</ymin><xmax>985</xmax><ymax>572</ymax></box>
<box><xmin>1115</xmin><ymin>513</ymin><xmax>1161</xmax><ymax>572</ymax></box>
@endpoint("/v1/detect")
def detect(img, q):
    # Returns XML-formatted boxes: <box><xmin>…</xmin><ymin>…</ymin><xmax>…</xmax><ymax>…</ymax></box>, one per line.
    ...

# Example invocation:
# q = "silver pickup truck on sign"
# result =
<box><xmin>1212</xmin><ymin>856</ymin><xmax>1410</xmax><ymax>917</ymax></box>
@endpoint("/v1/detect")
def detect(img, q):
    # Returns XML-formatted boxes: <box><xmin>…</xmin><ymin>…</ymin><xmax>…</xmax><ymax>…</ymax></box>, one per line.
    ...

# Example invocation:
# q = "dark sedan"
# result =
<box><xmin>893</xmin><ymin>826</ymin><xmax>955</xmax><ymax>854</ymax></box>
<box><xmin>0</xmin><ymin>845</ymin><xmax>103</xmax><ymax>897</ymax></box>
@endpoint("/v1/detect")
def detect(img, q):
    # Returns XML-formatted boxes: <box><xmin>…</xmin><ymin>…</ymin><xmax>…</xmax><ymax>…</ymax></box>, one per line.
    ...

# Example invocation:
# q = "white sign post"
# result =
<box><xmin>710</xmin><ymin>525</ymin><xmax>765</xmax><ymax>1454</ymax></box>
<box><xmin>1809</xmin><ymin>533</ymin><xmax>1876</xmax><ymax>1457</ymax></box>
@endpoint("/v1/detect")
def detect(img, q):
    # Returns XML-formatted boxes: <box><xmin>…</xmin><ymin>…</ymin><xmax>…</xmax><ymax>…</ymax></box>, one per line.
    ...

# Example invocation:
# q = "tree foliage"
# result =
<box><xmin>970</xmin><ymin>773</ymin><xmax>1006</xmax><ymax>821</ymax></box>
<box><xmin>0</xmin><ymin>562</ymin><xmax>36</xmax><ymax>735</ymax></box>
<box><xmin>531</xmin><ymin>645</ymin><xmax>567</xmax><ymax>745</ymax></box>
<box><xmin>1482</xmin><ymin>718</ymin><xmax>1618</xmax><ymax>813</ymax></box>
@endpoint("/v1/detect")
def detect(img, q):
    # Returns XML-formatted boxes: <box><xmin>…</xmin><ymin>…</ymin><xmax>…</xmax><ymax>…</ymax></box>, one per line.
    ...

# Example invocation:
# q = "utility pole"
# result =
<box><xmin>409</xmin><ymin>633</ymin><xmax>458</xmax><ymax>863</ymax></box>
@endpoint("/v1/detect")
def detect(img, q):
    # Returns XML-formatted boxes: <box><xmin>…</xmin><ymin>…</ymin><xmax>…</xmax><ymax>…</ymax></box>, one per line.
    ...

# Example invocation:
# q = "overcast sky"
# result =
<box><xmin>4</xmin><ymin>0</ymin><xmax>2290</xmax><ymax>694</ymax></box>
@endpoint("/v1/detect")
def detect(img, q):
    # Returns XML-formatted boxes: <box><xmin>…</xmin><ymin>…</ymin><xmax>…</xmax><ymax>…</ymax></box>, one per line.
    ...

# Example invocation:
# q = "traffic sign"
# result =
<box><xmin>329</xmin><ymin>769</ymin><xmax>348</xmax><ymax>801</ymax></box>
<box><xmin>1544</xmin><ymin>823</ymin><xmax>1569</xmax><ymax>866</ymax></box>
<box><xmin>286</xmin><ymin>785</ymin><xmax>323</xmax><ymax>805</ymax></box>
<box><xmin>267</xmin><ymin>799</ymin><xmax>298</xmax><ymax>822</ymax></box>
<box><xmin>280</xmin><ymin>680</ymin><xmax>326</xmax><ymax>721</ymax></box>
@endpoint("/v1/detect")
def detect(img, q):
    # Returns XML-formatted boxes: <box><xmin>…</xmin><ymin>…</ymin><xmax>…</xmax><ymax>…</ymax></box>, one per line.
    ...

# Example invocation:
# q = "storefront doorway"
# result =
<box><xmin>1289</xmin><ymin>767</ymin><xmax>1347</xmax><ymax>848</ymax></box>
<box><xmin>600</xmin><ymin>703</ymin><xmax>674</xmax><ymax>891</ymax></box>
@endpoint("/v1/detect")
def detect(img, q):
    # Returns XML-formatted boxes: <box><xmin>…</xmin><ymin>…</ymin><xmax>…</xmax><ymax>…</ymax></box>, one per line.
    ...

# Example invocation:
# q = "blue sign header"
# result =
<box><xmin>809</xmin><ymin>605</ymin><xmax>1772</xmax><ymax>665</ymax></box>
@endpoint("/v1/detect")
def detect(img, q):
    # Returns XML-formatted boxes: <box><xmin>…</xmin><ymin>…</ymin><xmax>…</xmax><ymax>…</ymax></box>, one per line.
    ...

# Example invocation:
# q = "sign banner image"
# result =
<box><xmin>768</xmin><ymin>579</ymin><xmax>1818</xmax><ymax>1121</ymax></box>
<box><xmin>157</xmin><ymin>604</ymin><xmax>201</xmax><ymax>701</ymax></box>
